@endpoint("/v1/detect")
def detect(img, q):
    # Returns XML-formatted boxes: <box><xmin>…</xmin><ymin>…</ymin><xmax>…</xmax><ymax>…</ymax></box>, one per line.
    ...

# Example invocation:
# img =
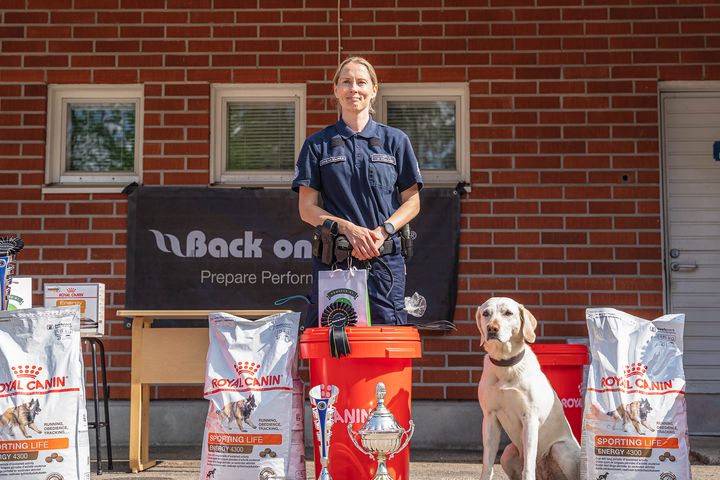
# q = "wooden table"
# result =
<box><xmin>117</xmin><ymin>309</ymin><xmax>290</xmax><ymax>473</ymax></box>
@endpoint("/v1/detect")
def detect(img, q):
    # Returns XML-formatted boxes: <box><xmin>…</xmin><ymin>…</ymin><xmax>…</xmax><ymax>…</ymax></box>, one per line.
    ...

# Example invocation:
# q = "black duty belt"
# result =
<box><xmin>335</xmin><ymin>236</ymin><xmax>395</xmax><ymax>257</ymax></box>
<box><xmin>313</xmin><ymin>223</ymin><xmax>396</xmax><ymax>266</ymax></box>
<box><xmin>379</xmin><ymin>238</ymin><xmax>395</xmax><ymax>255</ymax></box>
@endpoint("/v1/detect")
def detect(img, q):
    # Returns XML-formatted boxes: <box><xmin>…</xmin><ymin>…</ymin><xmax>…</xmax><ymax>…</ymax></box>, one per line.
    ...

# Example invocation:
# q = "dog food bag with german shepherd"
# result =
<box><xmin>581</xmin><ymin>308</ymin><xmax>691</xmax><ymax>480</ymax></box>
<box><xmin>0</xmin><ymin>306</ymin><xmax>90</xmax><ymax>480</ymax></box>
<box><xmin>200</xmin><ymin>311</ymin><xmax>301</xmax><ymax>480</ymax></box>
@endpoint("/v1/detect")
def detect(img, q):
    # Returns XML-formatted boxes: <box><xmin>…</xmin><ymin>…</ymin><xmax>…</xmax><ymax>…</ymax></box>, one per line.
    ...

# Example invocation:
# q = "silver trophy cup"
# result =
<box><xmin>347</xmin><ymin>382</ymin><xmax>414</xmax><ymax>480</ymax></box>
<box><xmin>309</xmin><ymin>384</ymin><xmax>339</xmax><ymax>480</ymax></box>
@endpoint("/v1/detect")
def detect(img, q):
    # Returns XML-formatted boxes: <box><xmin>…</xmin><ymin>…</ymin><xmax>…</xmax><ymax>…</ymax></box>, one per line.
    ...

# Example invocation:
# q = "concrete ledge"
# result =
<box><xmin>87</xmin><ymin>397</ymin><xmax>720</xmax><ymax>465</ymax></box>
<box><xmin>690</xmin><ymin>437</ymin><xmax>720</xmax><ymax>465</ymax></box>
<box><xmin>87</xmin><ymin>399</ymin><xmax>483</xmax><ymax>449</ymax></box>
<box><xmin>687</xmin><ymin>394</ymin><xmax>720</xmax><ymax>435</ymax></box>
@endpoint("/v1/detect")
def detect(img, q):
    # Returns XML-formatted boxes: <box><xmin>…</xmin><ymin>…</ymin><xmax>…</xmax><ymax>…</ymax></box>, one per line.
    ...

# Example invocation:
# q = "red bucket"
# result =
<box><xmin>530</xmin><ymin>344</ymin><xmax>589</xmax><ymax>443</ymax></box>
<box><xmin>300</xmin><ymin>327</ymin><xmax>422</xmax><ymax>480</ymax></box>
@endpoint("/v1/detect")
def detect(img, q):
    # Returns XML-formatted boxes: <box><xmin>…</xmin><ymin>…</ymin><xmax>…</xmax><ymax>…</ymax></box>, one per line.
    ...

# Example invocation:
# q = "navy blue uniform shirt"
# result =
<box><xmin>292</xmin><ymin>118</ymin><xmax>423</xmax><ymax>228</ymax></box>
<box><xmin>293</xmin><ymin>117</ymin><xmax>423</xmax><ymax>326</ymax></box>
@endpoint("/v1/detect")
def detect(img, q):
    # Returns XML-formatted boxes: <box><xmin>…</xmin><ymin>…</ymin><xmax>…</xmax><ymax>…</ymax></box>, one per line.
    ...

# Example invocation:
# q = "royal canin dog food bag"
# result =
<box><xmin>199</xmin><ymin>311</ymin><xmax>302</xmax><ymax>480</ymax></box>
<box><xmin>581</xmin><ymin>308</ymin><xmax>691</xmax><ymax>480</ymax></box>
<box><xmin>0</xmin><ymin>306</ymin><xmax>90</xmax><ymax>480</ymax></box>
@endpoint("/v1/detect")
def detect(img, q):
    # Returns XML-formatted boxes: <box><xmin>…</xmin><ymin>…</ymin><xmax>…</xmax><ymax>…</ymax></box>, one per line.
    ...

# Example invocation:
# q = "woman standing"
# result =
<box><xmin>292</xmin><ymin>56</ymin><xmax>423</xmax><ymax>327</ymax></box>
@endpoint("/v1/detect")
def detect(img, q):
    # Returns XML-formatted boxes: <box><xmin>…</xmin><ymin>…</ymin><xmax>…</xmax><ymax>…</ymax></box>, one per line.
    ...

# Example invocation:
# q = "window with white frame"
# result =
<box><xmin>211</xmin><ymin>84</ymin><xmax>305</xmax><ymax>186</ymax></box>
<box><xmin>375</xmin><ymin>83</ymin><xmax>470</xmax><ymax>186</ymax></box>
<box><xmin>46</xmin><ymin>84</ymin><xmax>143</xmax><ymax>187</ymax></box>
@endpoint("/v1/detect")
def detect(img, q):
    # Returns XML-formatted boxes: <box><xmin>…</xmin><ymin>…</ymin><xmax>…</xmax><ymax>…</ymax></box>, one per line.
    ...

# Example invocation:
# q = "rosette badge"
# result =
<box><xmin>0</xmin><ymin>236</ymin><xmax>24</xmax><ymax>311</ymax></box>
<box><xmin>321</xmin><ymin>299</ymin><xmax>358</xmax><ymax>328</ymax></box>
<box><xmin>320</xmin><ymin>300</ymin><xmax>357</xmax><ymax>358</ymax></box>
<box><xmin>0</xmin><ymin>237</ymin><xmax>24</xmax><ymax>256</ymax></box>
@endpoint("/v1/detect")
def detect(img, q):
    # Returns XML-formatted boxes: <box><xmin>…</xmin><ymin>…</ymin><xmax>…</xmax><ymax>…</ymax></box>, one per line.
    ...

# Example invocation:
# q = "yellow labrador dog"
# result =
<box><xmin>476</xmin><ymin>297</ymin><xmax>580</xmax><ymax>480</ymax></box>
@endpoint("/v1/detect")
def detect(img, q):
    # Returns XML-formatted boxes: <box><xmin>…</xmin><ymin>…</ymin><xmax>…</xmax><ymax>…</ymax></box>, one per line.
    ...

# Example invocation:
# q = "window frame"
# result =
<box><xmin>210</xmin><ymin>83</ymin><xmax>306</xmax><ymax>187</ymax></box>
<box><xmin>45</xmin><ymin>84</ymin><xmax>144</xmax><ymax>188</ymax></box>
<box><xmin>375</xmin><ymin>82</ymin><xmax>470</xmax><ymax>187</ymax></box>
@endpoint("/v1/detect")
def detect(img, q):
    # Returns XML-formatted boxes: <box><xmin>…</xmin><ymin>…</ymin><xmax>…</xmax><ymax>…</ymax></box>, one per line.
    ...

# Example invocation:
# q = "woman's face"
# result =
<box><xmin>334</xmin><ymin>62</ymin><xmax>376</xmax><ymax>116</ymax></box>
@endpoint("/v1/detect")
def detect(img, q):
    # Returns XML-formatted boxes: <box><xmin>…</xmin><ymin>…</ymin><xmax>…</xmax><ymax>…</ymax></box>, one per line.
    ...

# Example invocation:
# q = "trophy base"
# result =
<box><xmin>372</xmin><ymin>461</ymin><xmax>394</xmax><ymax>480</ymax></box>
<box><xmin>318</xmin><ymin>466</ymin><xmax>333</xmax><ymax>480</ymax></box>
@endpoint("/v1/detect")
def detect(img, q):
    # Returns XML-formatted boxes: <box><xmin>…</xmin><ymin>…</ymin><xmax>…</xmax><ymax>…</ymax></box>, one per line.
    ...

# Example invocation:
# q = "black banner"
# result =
<box><xmin>126</xmin><ymin>187</ymin><xmax>459</xmax><ymax>325</ymax></box>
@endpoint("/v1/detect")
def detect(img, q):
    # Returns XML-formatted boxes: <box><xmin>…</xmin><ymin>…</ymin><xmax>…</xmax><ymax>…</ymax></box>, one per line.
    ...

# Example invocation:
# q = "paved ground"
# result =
<box><xmin>89</xmin><ymin>439</ymin><xmax>720</xmax><ymax>479</ymax></box>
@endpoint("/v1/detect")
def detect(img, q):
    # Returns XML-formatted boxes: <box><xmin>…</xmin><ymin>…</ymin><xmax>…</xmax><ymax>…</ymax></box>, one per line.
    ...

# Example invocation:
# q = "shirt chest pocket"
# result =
<box><xmin>369</xmin><ymin>154</ymin><xmax>398</xmax><ymax>192</ymax></box>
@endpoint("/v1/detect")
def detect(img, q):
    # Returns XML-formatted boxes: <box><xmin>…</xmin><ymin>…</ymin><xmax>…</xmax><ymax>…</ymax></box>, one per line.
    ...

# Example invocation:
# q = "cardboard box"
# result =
<box><xmin>44</xmin><ymin>283</ymin><xmax>105</xmax><ymax>336</ymax></box>
<box><xmin>8</xmin><ymin>276</ymin><xmax>32</xmax><ymax>310</ymax></box>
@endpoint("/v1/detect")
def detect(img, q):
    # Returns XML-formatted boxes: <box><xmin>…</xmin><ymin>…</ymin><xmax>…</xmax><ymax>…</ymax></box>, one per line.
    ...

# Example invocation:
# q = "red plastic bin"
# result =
<box><xmin>300</xmin><ymin>326</ymin><xmax>422</xmax><ymax>480</ymax></box>
<box><xmin>530</xmin><ymin>343</ymin><xmax>589</xmax><ymax>443</ymax></box>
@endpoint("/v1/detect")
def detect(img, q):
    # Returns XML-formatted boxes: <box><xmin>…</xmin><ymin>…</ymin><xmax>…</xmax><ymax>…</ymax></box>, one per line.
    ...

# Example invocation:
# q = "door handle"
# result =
<box><xmin>671</xmin><ymin>262</ymin><xmax>697</xmax><ymax>271</ymax></box>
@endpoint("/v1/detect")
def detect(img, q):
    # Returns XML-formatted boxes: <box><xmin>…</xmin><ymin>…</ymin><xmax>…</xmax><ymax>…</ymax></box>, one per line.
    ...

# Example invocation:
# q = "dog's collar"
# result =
<box><xmin>489</xmin><ymin>347</ymin><xmax>525</xmax><ymax>367</ymax></box>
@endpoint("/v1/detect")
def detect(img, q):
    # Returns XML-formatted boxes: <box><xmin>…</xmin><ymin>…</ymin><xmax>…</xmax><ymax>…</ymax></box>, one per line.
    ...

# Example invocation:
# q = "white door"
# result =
<box><xmin>661</xmin><ymin>85</ymin><xmax>720</xmax><ymax>396</ymax></box>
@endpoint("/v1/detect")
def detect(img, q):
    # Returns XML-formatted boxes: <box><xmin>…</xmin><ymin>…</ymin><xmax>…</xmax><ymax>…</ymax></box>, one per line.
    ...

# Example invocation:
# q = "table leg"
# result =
<box><xmin>129</xmin><ymin>317</ymin><xmax>156</xmax><ymax>472</ymax></box>
<box><xmin>142</xmin><ymin>383</ymin><xmax>154</xmax><ymax>466</ymax></box>
<box><xmin>129</xmin><ymin>378</ymin><xmax>142</xmax><ymax>473</ymax></box>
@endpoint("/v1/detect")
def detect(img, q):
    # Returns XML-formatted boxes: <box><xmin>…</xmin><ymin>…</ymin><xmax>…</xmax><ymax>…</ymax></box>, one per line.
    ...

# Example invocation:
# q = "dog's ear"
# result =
<box><xmin>475</xmin><ymin>306</ymin><xmax>486</xmax><ymax>347</ymax></box>
<box><xmin>519</xmin><ymin>304</ymin><xmax>537</xmax><ymax>343</ymax></box>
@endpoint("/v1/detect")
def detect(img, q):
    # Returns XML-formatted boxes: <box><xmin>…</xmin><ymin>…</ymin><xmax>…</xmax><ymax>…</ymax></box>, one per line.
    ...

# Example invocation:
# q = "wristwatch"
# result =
<box><xmin>382</xmin><ymin>222</ymin><xmax>395</xmax><ymax>236</ymax></box>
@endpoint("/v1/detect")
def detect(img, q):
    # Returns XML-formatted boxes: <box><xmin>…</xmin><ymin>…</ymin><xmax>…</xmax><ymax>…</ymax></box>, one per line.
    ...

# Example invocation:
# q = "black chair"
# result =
<box><xmin>84</xmin><ymin>337</ymin><xmax>113</xmax><ymax>475</ymax></box>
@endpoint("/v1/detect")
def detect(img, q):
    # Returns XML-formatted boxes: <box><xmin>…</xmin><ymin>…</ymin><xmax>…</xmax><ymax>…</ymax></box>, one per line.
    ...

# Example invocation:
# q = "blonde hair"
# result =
<box><xmin>332</xmin><ymin>56</ymin><xmax>379</xmax><ymax>116</ymax></box>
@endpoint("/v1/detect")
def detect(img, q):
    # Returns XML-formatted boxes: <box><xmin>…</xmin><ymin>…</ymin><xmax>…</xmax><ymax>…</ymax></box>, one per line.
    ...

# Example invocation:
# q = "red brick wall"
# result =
<box><xmin>1</xmin><ymin>1</ymin><xmax>718</xmax><ymax>400</ymax></box>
